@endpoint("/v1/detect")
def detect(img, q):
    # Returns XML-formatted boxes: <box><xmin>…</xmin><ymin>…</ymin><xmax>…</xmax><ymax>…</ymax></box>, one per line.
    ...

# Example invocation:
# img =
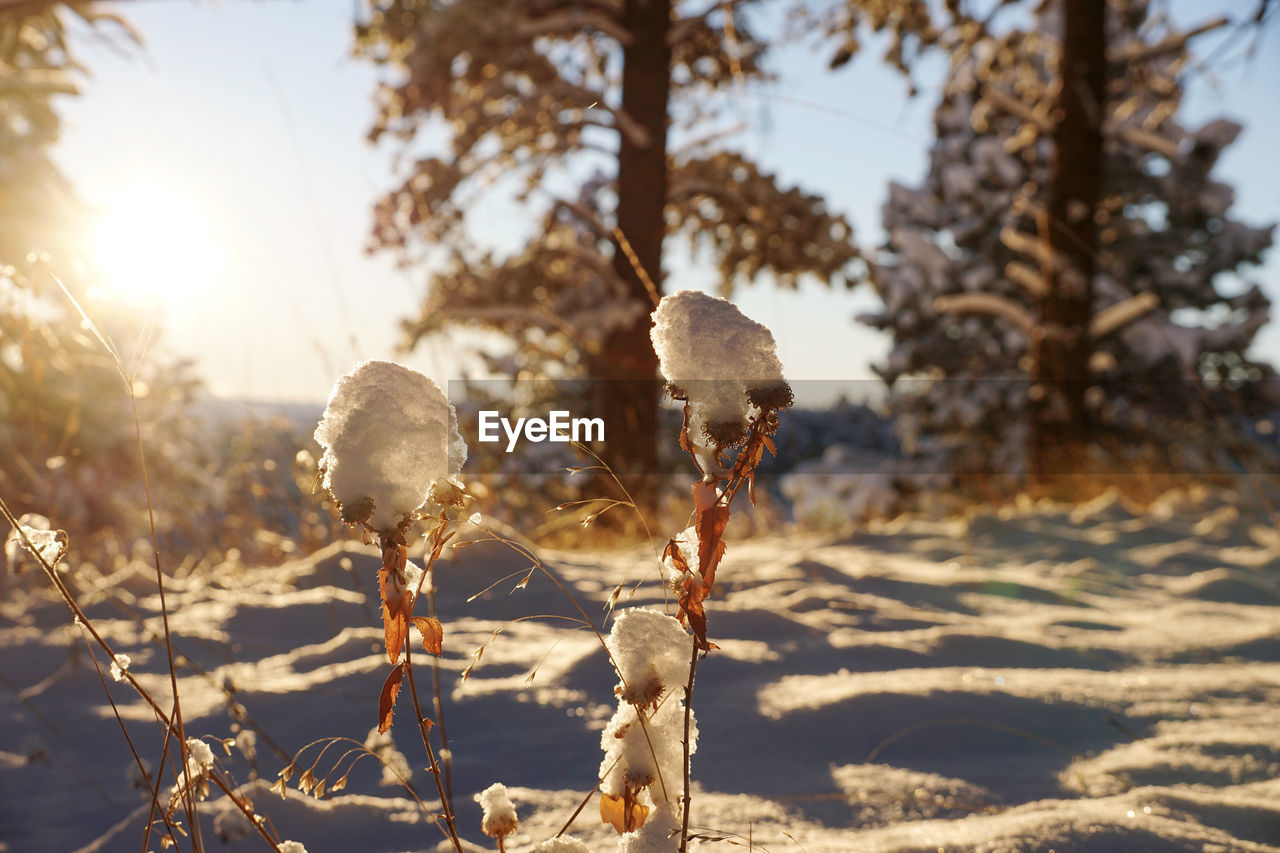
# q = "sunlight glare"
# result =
<box><xmin>91</xmin><ymin>183</ymin><xmax>219</xmax><ymax>303</ymax></box>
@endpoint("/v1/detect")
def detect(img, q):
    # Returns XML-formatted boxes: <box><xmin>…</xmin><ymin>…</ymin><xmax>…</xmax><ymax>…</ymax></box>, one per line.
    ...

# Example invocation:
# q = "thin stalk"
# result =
<box><xmin>678</xmin><ymin>635</ymin><xmax>699</xmax><ymax>853</ymax></box>
<box><xmin>129</xmin><ymin>388</ymin><xmax>202</xmax><ymax>852</ymax></box>
<box><xmin>425</xmin><ymin>570</ymin><xmax>454</xmax><ymax>810</ymax></box>
<box><xmin>77</xmin><ymin>631</ymin><xmax>184</xmax><ymax>850</ymax></box>
<box><xmin>403</xmin><ymin>644</ymin><xmax>464</xmax><ymax>853</ymax></box>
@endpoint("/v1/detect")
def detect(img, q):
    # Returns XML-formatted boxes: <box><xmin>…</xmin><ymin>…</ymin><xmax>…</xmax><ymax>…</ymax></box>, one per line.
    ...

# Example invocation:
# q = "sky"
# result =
<box><xmin>52</xmin><ymin>0</ymin><xmax>1280</xmax><ymax>406</ymax></box>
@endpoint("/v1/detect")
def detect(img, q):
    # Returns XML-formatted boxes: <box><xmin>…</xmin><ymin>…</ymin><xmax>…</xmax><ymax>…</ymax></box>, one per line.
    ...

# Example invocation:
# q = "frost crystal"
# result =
<box><xmin>475</xmin><ymin>782</ymin><xmax>519</xmax><ymax>839</ymax></box>
<box><xmin>110</xmin><ymin>653</ymin><xmax>131</xmax><ymax>682</ymax></box>
<box><xmin>650</xmin><ymin>290</ymin><xmax>788</xmax><ymax>447</ymax></box>
<box><xmin>314</xmin><ymin>360</ymin><xmax>466</xmax><ymax>534</ymax></box>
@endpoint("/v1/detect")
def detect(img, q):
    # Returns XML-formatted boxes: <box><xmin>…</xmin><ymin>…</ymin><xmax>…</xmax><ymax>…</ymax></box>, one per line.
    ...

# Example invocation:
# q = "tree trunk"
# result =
<box><xmin>599</xmin><ymin>0</ymin><xmax>670</xmax><ymax>504</ymax></box>
<box><xmin>1029</xmin><ymin>0</ymin><xmax>1107</xmax><ymax>492</ymax></box>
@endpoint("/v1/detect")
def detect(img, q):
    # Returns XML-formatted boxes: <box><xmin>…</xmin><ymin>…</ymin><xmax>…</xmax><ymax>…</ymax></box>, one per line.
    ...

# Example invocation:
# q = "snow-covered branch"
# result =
<box><xmin>1090</xmin><ymin>292</ymin><xmax>1159</xmax><ymax>338</ymax></box>
<box><xmin>516</xmin><ymin>8</ymin><xmax>631</xmax><ymax>45</ymax></box>
<box><xmin>933</xmin><ymin>293</ymin><xmax>1035</xmax><ymax>333</ymax></box>
<box><xmin>1109</xmin><ymin>16</ymin><xmax>1230</xmax><ymax>64</ymax></box>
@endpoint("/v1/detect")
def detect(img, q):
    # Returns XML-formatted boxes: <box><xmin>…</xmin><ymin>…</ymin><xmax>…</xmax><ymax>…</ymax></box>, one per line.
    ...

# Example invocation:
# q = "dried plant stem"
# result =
<box><xmin>679</xmin><ymin>635</ymin><xmax>699</xmax><ymax>853</ymax></box>
<box><xmin>78</xmin><ymin>631</ymin><xmax>185</xmax><ymax>850</ymax></box>
<box><xmin>403</xmin><ymin>645</ymin><xmax>464</xmax><ymax>853</ymax></box>
<box><xmin>127</xmin><ymin>388</ymin><xmax>204</xmax><ymax>853</ymax></box>
<box><xmin>424</xmin><ymin>575</ymin><xmax>454</xmax><ymax>810</ymax></box>
<box><xmin>0</xmin><ymin>496</ymin><xmax>203</xmax><ymax>850</ymax></box>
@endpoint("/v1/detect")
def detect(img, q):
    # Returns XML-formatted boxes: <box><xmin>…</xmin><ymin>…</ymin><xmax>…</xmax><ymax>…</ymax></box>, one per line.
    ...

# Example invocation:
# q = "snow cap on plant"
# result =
<box><xmin>314</xmin><ymin>360</ymin><xmax>466</xmax><ymax>534</ymax></box>
<box><xmin>475</xmin><ymin>781</ymin><xmax>519</xmax><ymax>842</ymax></box>
<box><xmin>650</xmin><ymin>290</ymin><xmax>791</xmax><ymax>449</ymax></box>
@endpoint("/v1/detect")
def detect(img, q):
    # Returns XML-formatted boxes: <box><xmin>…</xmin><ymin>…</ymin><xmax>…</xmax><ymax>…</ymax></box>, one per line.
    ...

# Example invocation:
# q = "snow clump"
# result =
<box><xmin>314</xmin><ymin>360</ymin><xmax>466</xmax><ymax>534</ymax></box>
<box><xmin>475</xmin><ymin>781</ymin><xmax>519</xmax><ymax>840</ymax></box>
<box><xmin>599</xmin><ymin>608</ymin><xmax>696</xmax><ymax>825</ymax></box>
<box><xmin>616</xmin><ymin>804</ymin><xmax>681</xmax><ymax>853</ymax></box>
<box><xmin>110</xmin><ymin>653</ymin><xmax>131</xmax><ymax>682</ymax></box>
<box><xmin>650</xmin><ymin>290</ymin><xmax>790</xmax><ymax>449</ymax></box>
<box><xmin>4</xmin><ymin>513</ymin><xmax>68</xmax><ymax>573</ymax></box>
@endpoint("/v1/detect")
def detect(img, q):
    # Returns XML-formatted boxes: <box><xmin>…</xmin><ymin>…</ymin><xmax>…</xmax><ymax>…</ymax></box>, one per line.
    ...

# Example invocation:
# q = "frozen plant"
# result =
<box><xmin>650</xmin><ymin>290</ymin><xmax>791</xmax><ymax>649</ymax></box>
<box><xmin>599</xmin><ymin>608</ymin><xmax>697</xmax><ymax>844</ymax></box>
<box><xmin>620</xmin><ymin>291</ymin><xmax>789</xmax><ymax>852</ymax></box>
<box><xmin>310</xmin><ymin>359</ymin><xmax>470</xmax><ymax>853</ymax></box>
<box><xmin>475</xmin><ymin>782</ymin><xmax>519</xmax><ymax>850</ymax></box>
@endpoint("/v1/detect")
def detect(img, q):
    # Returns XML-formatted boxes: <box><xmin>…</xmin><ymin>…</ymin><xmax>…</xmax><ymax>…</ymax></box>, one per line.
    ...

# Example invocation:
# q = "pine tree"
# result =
<box><xmin>353</xmin><ymin>0</ymin><xmax>861</xmax><ymax>488</ymax></box>
<box><xmin>825</xmin><ymin>1</ymin><xmax>1276</xmax><ymax>498</ymax></box>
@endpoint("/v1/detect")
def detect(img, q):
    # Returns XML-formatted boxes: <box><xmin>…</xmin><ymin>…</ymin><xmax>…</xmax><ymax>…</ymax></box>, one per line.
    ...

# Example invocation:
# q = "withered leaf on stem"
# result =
<box><xmin>379</xmin><ymin>568</ymin><xmax>411</xmax><ymax>666</ymax></box>
<box><xmin>378</xmin><ymin>662</ymin><xmax>405</xmax><ymax>734</ymax></box>
<box><xmin>600</xmin><ymin>792</ymin><xmax>649</xmax><ymax>834</ymax></box>
<box><xmin>412</xmin><ymin>616</ymin><xmax>443</xmax><ymax>655</ymax></box>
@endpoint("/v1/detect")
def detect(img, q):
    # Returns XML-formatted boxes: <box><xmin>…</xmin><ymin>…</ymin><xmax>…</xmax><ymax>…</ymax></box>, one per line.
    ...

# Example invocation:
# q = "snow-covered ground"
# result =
<box><xmin>4</xmin><ymin>487</ymin><xmax>1280</xmax><ymax>852</ymax></box>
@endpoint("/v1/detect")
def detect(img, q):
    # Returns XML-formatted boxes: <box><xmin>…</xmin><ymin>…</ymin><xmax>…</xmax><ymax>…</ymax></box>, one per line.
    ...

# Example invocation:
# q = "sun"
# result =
<box><xmin>90</xmin><ymin>182</ymin><xmax>219</xmax><ymax>303</ymax></box>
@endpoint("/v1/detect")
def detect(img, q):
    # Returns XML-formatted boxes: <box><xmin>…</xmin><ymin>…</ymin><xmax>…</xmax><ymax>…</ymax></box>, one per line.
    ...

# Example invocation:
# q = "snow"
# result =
<box><xmin>530</xmin><ymin>837</ymin><xmax>592</xmax><ymax>852</ymax></box>
<box><xmin>314</xmin><ymin>360</ymin><xmax>466</xmax><ymax>534</ymax></box>
<box><xmin>3</xmin><ymin>513</ymin><xmax>67</xmax><ymax>576</ymax></box>
<box><xmin>614</xmin><ymin>802</ymin><xmax>679</xmax><ymax>853</ymax></box>
<box><xmin>5</xmin><ymin>488</ymin><xmax>1280</xmax><ymax>851</ymax></box>
<box><xmin>649</xmin><ymin>290</ymin><xmax>787</xmax><ymax>446</ymax></box>
<box><xmin>604</xmin><ymin>608</ymin><xmax>692</xmax><ymax>704</ymax></box>
<box><xmin>599</xmin><ymin>608</ymin><xmax>696</xmax><ymax>829</ymax></box>
<box><xmin>475</xmin><ymin>781</ymin><xmax>518</xmax><ymax>839</ymax></box>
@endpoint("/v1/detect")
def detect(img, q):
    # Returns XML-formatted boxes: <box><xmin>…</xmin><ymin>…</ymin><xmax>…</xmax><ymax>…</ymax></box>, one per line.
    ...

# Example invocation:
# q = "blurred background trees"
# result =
<box><xmin>354</xmin><ymin>0</ymin><xmax>862</xmax><ymax>489</ymax></box>
<box><xmin>814</xmin><ymin>0</ymin><xmax>1277</xmax><ymax>504</ymax></box>
<box><xmin>0</xmin><ymin>2</ymin><xmax>319</xmax><ymax>570</ymax></box>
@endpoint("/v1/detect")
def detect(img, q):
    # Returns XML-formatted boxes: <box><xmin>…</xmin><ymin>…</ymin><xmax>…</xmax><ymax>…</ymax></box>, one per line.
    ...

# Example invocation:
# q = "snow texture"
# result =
<box><xmin>278</xmin><ymin>842</ymin><xmax>308</xmax><ymax>853</ymax></box>
<box><xmin>475</xmin><ymin>781</ymin><xmax>518</xmax><ymax>839</ymax></box>
<box><xmin>606</xmin><ymin>608</ymin><xmax>693</xmax><ymax>704</ymax></box>
<box><xmin>600</xmin><ymin>609</ymin><xmax>696</xmax><ymax>812</ymax></box>
<box><xmin>615</xmin><ymin>802</ymin><xmax>680</xmax><ymax>853</ymax></box>
<box><xmin>650</xmin><ymin>290</ymin><xmax>786</xmax><ymax>445</ymax></box>
<box><xmin>530</xmin><ymin>837</ymin><xmax>592</xmax><ymax>852</ymax></box>
<box><xmin>314</xmin><ymin>360</ymin><xmax>466</xmax><ymax>533</ymax></box>
<box><xmin>10</xmin><ymin>488</ymin><xmax>1280</xmax><ymax>852</ymax></box>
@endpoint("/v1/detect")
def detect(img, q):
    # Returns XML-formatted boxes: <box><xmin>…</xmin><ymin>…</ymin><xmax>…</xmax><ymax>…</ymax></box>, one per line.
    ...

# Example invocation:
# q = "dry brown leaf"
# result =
<box><xmin>379</xmin><ymin>568</ymin><xmax>410</xmax><ymax>666</ymax></box>
<box><xmin>377</xmin><ymin>662</ymin><xmax>405</xmax><ymax>734</ymax></box>
<box><xmin>412</xmin><ymin>616</ymin><xmax>443</xmax><ymax>655</ymax></box>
